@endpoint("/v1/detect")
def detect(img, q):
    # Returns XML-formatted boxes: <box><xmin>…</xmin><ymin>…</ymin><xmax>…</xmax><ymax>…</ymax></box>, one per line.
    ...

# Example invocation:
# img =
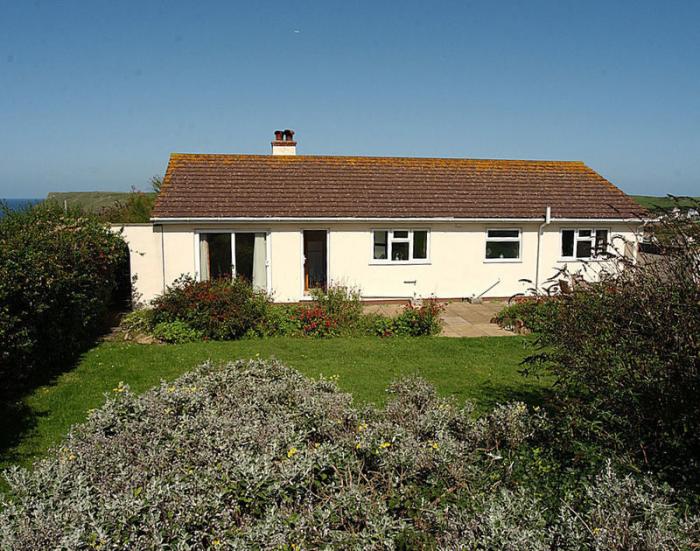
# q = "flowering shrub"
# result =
<box><xmin>0</xmin><ymin>203</ymin><xmax>127</xmax><ymax>392</ymax></box>
<box><xmin>151</xmin><ymin>276</ymin><xmax>271</xmax><ymax>340</ymax></box>
<box><xmin>253</xmin><ymin>304</ymin><xmax>302</xmax><ymax>337</ymax></box>
<box><xmin>391</xmin><ymin>300</ymin><xmax>445</xmax><ymax>336</ymax></box>
<box><xmin>294</xmin><ymin>305</ymin><xmax>339</xmax><ymax>337</ymax></box>
<box><xmin>2</xmin><ymin>360</ymin><xmax>695</xmax><ymax>548</ymax></box>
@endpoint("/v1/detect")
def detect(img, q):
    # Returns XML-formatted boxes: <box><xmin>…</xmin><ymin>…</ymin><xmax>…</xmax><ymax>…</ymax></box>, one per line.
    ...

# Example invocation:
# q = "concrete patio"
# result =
<box><xmin>363</xmin><ymin>300</ymin><xmax>513</xmax><ymax>337</ymax></box>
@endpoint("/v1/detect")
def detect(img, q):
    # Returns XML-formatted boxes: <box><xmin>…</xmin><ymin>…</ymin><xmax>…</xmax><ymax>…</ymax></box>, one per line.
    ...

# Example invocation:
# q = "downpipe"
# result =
<box><xmin>534</xmin><ymin>206</ymin><xmax>552</xmax><ymax>293</ymax></box>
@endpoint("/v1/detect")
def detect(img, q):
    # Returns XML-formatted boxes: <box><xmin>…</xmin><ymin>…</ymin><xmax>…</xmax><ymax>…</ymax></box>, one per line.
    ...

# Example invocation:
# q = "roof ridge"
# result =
<box><xmin>168</xmin><ymin>153</ymin><xmax>585</xmax><ymax>164</ymax></box>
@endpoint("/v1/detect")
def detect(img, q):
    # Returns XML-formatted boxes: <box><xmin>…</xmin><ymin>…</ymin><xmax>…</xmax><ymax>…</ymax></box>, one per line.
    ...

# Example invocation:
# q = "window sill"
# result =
<box><xmin>557</xmin><ymin>257</ymin><xmax>609</xmax><ymax>263</ymax></box>
<box><xmin>368</xmin><ymin>260</ymin><xmax>431</xmax><ymax>266</ymax></box>
<box><xmin>484</xmin><ymin>258</ymin><xmax>522</xmax><ymax>264</ymax></box>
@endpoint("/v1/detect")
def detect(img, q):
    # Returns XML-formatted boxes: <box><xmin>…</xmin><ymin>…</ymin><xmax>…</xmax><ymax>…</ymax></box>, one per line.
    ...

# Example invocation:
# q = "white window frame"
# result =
<box><xmin>484</xmin><ymin>228</ymin><xmax>522</xmax><ymax>263</ymax></box>
<box><xmin>559</xmin><ymin>228</ymin><xmax>610</xmax><ymax>261</ymax></box>
<box><xmin>193</xmin><ymin>229</ymin><xmax>272</xmax><ymax>292</ymax></box>
<box><xmin>369</xmin><ymin>229</ymin><xmax>431</xmax><ymax>265</ymax></box>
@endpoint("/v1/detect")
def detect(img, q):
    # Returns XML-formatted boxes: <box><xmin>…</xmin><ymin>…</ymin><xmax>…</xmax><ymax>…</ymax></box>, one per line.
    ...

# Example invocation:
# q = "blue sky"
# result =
<box><xmin>1</xmin><ymin>0</ymin><xmax>698</xmax><ymax>198</ymax></box>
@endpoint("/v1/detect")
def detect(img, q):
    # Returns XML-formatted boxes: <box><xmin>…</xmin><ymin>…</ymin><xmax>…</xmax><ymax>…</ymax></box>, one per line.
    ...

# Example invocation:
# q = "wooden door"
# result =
<box><xmin>303</xmin><ymin>230</ymin><xmax>327</xmax><ymax>292</ymax></box>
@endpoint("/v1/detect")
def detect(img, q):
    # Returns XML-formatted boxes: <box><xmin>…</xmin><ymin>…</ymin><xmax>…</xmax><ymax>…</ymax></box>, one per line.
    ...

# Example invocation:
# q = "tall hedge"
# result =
<box><xmin>0</xmin><ymin>204</ymin><xmax>128</xmax><ymax>393</ymax></box>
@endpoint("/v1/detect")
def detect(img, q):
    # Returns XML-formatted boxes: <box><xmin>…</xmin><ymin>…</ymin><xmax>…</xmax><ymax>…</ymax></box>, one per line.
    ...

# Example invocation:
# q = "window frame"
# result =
<box><xmin>369</xmin><ymin>229</ymin><xmax>431</xmax><ymax>265</ymax></box>
<box><xmin>193</xmin><ymin>229</ymin><xmax>272</xmax><ymax>292</ymax></box>
<box><xmin>484</xmin><ymin>227</ymin><xmax>522</xmax><ymax>263</ymax></box>
<box><xmin>559</xmin><ymin>228</ymin><xmax>611</xmax><ymax>261</ymax></box>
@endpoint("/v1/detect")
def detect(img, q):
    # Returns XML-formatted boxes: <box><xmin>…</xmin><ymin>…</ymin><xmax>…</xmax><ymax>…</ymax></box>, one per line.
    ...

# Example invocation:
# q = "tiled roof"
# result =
<box><xmin>152</xmin><ymin>154</ymin><xmax>645</xmax><ymax>220</ymax></box>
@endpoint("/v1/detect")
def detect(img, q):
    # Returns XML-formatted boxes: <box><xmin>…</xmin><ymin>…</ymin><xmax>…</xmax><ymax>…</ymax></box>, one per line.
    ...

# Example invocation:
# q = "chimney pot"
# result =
<box><xmin>274</xmin><ymin>130</ymin><xmax>284</xmax><ymax>141</ymax></box>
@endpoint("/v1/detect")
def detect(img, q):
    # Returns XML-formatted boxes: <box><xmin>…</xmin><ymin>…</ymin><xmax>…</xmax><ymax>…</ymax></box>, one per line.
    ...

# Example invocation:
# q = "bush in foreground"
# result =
<box><xmin>1</xmin><ymin>360</ymin><xmax>696</xmax><ymax>548</ymax></box>
<box><xmin>0</xmin><ymin>203</ymin><xmax>127</xmax><ymax>392</ymax></box>
<box><xmin>525</xmin><ymin>214</ymin><xmax>700</xmax><ymax>489</ymax></box>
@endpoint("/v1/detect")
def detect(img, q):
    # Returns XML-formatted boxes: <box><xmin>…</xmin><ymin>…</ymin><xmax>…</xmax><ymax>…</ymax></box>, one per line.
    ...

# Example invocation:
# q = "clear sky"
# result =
<box><xmin>1</xmin><ymin>0</ymin><xmax>698</xmax><ymax>198</ymax></box>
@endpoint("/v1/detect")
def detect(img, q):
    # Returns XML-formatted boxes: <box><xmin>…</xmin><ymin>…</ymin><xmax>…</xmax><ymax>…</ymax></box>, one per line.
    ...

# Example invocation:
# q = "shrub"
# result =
<box><xmin>119</xmin><ymin>308</ymin><xmax>154</xmax><ymax>339</ymax></box>
<box><xmin>361</xmin><ymin>312</ymin><xmax>396</xmax><ymax>337</ymax></box>
<box><xmin>96</xmin><ymin>188</ymin><xmax>156</xmax><ymax>223</ymax></box>
<box><xmin>151</xmin><ymin>276</ymin><xmax>271</xmax><ymax>340</ymax></box>
<box><xmin>294</xmin><ymin>305</ymin><xmax>339</xmax><ymax>337</ymax></box>
<box><xmin>492</xmin><ymin>296</ymin><xmax>560</xmax><ymax>334</ymax></box>
<box><xmin>152</xmin><ymin>321</ymin><xmax>203</xmax><ymax>344</ymax></box>
<box><xmin>525</xmin><ymin>212</ymin><xmax>700</xmax><ymax>489</ymax></box>
<box><xmin>309</xmin><ymin>284</ymin><xmax>363</xmax><ymax>328</ymax></box>
<box><xmin>1</xmin><ymin>360</ymin><xmax>696</xmax><ymax>548</ymax></box>
<box><xmin>392</xmin><ymin>300</ymin><xmax>444</xmax><ymax>336</ymax></box>
<box><xmin>0</xmin><ymin>203</ymin><xmax>127</xmax><ymax>392</ymax></box>
<box><xmin>253</xmin><ymin>304</ymin><xmax>302</xmax><ymax>337</ymax></box>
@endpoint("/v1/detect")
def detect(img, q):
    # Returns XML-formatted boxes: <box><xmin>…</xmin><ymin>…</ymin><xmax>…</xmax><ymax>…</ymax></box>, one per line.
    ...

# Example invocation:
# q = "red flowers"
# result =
<box><xmin>295</xmin><ymin>306</ymin><xmax>338</xmax><ymax>337</ymax></box>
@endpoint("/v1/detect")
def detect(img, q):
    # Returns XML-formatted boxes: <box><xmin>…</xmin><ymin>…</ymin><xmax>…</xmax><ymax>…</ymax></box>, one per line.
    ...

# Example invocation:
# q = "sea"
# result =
<box><xmin>1</xmin><ymin>198</ymin><xmax>42</xmax><ymax>216</ymax></box>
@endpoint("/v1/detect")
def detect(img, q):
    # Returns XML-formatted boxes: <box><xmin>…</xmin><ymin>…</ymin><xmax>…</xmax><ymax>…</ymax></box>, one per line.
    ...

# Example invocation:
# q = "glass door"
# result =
<box><xmin>198</xmin><ymin>231</ymin><xmax>268</xmax><ymax>289</ymax></box>
<box><xmin>303</xmin><ymin>230</ymin><xmax>327</xmax><ymax>292</ymax></box>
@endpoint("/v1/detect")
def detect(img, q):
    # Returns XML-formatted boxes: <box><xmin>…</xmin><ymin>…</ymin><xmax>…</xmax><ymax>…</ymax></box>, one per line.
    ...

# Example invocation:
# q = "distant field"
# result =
<box><xmin>46</xmin><ymin>191</ymin><xmax>156</xmax><ymax>212</ymax></box>
<box><xmin>632</xmin><ymin>195</ymin><xmax>700</xmax><ymax>211</ymax></box>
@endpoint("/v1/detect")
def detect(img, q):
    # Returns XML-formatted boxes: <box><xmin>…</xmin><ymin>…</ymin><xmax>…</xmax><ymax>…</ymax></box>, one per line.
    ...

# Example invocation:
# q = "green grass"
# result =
<box><xmin>631</xmin><ymin>195</ymin><xmax>700</xmax><ymax>211</ymax></box>
<box><xmin>0</xmin><ymin>336</ymin><xmax>548</xmax><ymax>479</ymax></box>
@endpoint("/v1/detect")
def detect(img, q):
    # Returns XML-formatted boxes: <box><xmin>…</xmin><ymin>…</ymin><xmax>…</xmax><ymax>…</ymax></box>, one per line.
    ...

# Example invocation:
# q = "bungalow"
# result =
<box><xmin>117</xmin><ymin>130</ymin><xmax>645</xmax><ymax>304</ymax></box>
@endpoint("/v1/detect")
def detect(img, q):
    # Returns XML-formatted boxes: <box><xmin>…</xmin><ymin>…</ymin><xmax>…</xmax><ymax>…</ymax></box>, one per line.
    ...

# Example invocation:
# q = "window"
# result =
<box><xmin>198</xmin><ymin>231</ymin><xmax>268</xmax><ymax>289</ymax></box>
<box><xmin>561</xmin><ymin>229</ymin><xmax>609</xmax><ymax>260</ymax></box>
<box><xmin>485</xmin><ymin>229</ymin><xmax>521</xmax><ymax>261</ymax></box>
<box><xmin>372</xmin><ymin>229</ymin><xmax>429</xmax><ymax>263</ymax></box>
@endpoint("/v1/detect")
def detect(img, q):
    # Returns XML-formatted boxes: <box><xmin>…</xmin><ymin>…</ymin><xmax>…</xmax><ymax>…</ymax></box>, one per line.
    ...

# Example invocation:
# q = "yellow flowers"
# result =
<box><xmin>287</xmin><ymin>447</ymin><xmax>298</xmax><ymax>458</ymax></box>
<box><xmin>212</xmin><ymin>539</ymin><xmax>222</xmax><ymax>546</ymax></box>
<box><xmin>355</xmin><ymin>443</ymin><xmax>362</xmax><ymax>449</ymax></box>
<box><xmin>166</xmin><ymin>385</ymin><xmax>198</xmax><ymax>393</ymax></box>
<box><xmin>112</xmin><ymin>382</ymin><xmax>126</xmax><ymax>393</ymax></box>
<box><xmin>379</xmin><ymin>441</ymin><xmax>391</xmax><ymax>449</ymax></box>
<box><xmin>357</xmin><ymin>422</ymin><xmax>368</xmax><ymax>432</ymax></box>
<box><xmin>429</xmin><ymin>441</ymin><xmax>439</xmax><ymax>450</ymax></box>
<box><xmin>68</xmin><ymin>453</ymin><xmax>76</xmax><ymax>461</ymax></box>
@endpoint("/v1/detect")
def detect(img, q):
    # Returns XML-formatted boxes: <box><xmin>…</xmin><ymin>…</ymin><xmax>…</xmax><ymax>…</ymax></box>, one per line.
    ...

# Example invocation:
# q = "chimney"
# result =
<box><xmin>271</xmin><ymin>129</ymin><xmax>297</xmax><ymax>155</ymax></box>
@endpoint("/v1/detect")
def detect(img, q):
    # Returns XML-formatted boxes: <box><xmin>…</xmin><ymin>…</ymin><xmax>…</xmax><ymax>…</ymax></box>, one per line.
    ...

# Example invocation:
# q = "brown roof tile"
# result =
<box><xmin>152</xmin><ymin>154</ymin><xmax>645</xmax><ymax>220</ymax></box>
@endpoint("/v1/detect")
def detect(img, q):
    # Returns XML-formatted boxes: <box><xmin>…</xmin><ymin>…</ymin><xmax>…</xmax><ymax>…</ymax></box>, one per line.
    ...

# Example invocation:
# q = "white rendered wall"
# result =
<box><xmin>115</xmin><ymin>222</ymin><xmax>640</xmax><ymax>304</ymax></box>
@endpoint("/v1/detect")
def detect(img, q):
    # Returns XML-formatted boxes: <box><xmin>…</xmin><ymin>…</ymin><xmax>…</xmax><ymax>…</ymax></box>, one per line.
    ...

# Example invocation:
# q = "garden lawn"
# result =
<box><xmin>1</xmin><ymin>336</ymin><xmax>549</xmax><ymax>480</ymax></box>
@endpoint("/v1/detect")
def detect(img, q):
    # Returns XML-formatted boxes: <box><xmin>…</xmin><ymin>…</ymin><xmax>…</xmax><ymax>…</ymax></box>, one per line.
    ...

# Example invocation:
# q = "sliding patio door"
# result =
<box><xmin>198</xmin><ymin>231</ymin><xmax>268</xmax><ymax>290</ymax></box>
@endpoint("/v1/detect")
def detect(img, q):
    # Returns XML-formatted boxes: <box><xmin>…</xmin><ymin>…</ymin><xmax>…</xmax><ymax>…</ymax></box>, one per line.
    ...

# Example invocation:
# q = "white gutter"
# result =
<box><xmin>534</xmin><ymin>206</ymin><xmax>552</xmax><ymax>292</ymax></box>
<box><xmin>150</xmin><ymin>216</ymin><xmax>643</xmax><ymax>224</ymax></box>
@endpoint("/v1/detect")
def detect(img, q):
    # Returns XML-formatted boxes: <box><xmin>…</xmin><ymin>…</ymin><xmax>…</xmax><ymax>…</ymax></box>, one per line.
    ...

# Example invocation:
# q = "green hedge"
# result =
<box><xmin>0</xmin><ymin>204</ymin><xmax>128</xmax><ymax>393</ymax></box>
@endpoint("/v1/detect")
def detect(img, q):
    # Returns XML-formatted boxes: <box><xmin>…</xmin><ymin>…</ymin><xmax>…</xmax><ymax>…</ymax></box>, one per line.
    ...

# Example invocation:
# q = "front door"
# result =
<box><xmin>303</xmin><ymin>230</ymin><xmax>327</xmax><ymax>293</ymax></box>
